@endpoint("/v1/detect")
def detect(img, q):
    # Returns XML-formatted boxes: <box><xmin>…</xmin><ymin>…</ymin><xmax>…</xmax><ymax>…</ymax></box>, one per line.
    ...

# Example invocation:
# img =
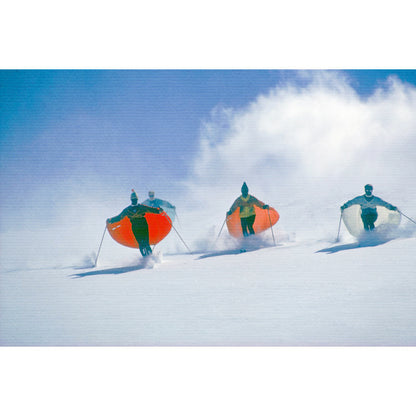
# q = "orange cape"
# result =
<box><xmin>107</xmin><ymin>212</ymin><xmax>172</xmax><ymax>248</ymax></box>
<box><xmin>226</xmin><ymin>206</ymin><xmax>279</xmax><ymax>238</ymax></box>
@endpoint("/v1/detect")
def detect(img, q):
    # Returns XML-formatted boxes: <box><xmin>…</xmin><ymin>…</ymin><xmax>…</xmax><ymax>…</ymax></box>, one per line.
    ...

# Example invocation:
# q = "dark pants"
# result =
<box><xmin>361</xmin><ymin>208</ymin><xmax>378</xmax><ymax>230</ymax></box>
<box><xmin>131</xmin><ymin>218</ymin><xmax>152</xmax><ymax>257</ymax></box>
<box><xmin>240</xmin><ymin>215</ymin><xmax>256</xmax><ymax>237</ymax></box>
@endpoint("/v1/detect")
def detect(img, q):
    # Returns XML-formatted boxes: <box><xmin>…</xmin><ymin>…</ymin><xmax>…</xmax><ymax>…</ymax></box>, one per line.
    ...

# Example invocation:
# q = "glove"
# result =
<box><xmin>340</xmin><ymin>204</ymin><xmax>347</xmax><ymax>211</ymax></box>
<box><xmin>158</xmin><ymin>207</ymin><xmax>164</xmax><ymax>212</ymax></box>
<box><xmin>263</xmin><ymin>205</ymin><xmax>269</xmax><ymax>209</ymax></box>
<box><xmin>391</xmin><ymin>206</ymin><xmax>398</xmax><ymax>211</ymax></box>
<box><xmin>226</xmin><ymin>210</ymin><xmax>232</xmax><ymax>216</ymax></box>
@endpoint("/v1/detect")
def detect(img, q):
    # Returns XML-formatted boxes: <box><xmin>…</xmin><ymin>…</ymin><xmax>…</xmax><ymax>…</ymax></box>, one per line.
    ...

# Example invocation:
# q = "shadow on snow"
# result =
<box><xmin>317</xmin><ymin>236</ymin><xmax>394</xmax><ymax>254</ymax></box>
<box><xmin>197</xmin><ymin>248</ymin><xmax>253</xmax><ymax>259</ymax></box>
<box><xmin>197</xmin><ymin>244</ymin><xmax>279</xmax><ymax>259</ymax></box>
<box><xmin>70</xmin><ymin>264</ymin><xmax>148</xmax><ymax>278</ymax></box>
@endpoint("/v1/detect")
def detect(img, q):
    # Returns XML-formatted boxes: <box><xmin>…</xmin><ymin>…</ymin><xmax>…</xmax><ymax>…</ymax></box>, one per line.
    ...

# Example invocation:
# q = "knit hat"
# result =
<box><xmin>241</xmin><ymin>182</ymin><xmax>249</xmax><ymax>195</ymax></box>
<box><xmin>364</xmin><ymin>184</ymin><xmax>373</xmax><ymax>191</ymax></box>
<box><xmin>131</xmin><ymin>189</ymin><xmax>138</xmax><ymax>201</ymax></box>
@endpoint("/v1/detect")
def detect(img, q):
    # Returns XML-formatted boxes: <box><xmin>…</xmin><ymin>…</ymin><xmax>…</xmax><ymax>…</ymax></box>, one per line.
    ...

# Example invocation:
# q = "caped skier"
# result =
<box><xmin>107</xmin><ymin>189</ymin><xmax>163</xmax><ymax>257</ymax></box>
<box><xmin>141</xmin><ymin>191</ymin><xmax>176</xmax><ymax>220</ymax></box>
<box><xmin>227</xmin><ymin>182</ymin><xmax>269</xmax><ymax>237</ymax></box>
<box><xmin>340</xmin><ymin>184</ymin><xmax>398</xmax><ymax>230</ymax></box>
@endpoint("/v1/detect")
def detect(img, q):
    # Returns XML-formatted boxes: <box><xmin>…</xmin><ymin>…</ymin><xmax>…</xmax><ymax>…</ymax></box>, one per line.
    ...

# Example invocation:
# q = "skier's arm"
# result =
<box><xmin>160</xmin><ymin>199</ymin><xmax>175</xmax><ymax>209</ymax></box>
<box><xmin>374</xmin><ymin>197</ymin><xmax>397</xmax><ymax>210</ymax></box>
<box><xmin>107</xmin><ymin>208</ymin><xmax>128</xmax><ymax>224</ymax></box>
<box><xmin>341</xmin><ymin>196</ymin><xmax>361</xmax><ymax>210</ymax></box>
<box><xmin>251</xmin><ymin>196</ymin><xmax>268</xmax><ymax>209</ymax></box>
<box><xmin>144</xmin><ymin>205</ymin><xmax>163</xmax><ymax>214</ymax></box>
<box><xmin>227</xmin><ymin>198</ymin><xmax>241</xmax><ymax>216</ymax></box>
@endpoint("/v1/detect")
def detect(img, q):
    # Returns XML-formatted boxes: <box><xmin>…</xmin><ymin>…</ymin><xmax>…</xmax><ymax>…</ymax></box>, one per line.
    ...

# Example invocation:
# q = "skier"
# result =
<box><xmin>340</xmin><ymin>184</ymin><xmax>398</xmax><ymax>230</ymax></box>
<box><xmin>107</xmin><ymin>189</ymin><xmax>163</xmax><ymax>257</ymax></box>
<box><xmin>142</xmin><ymin>191</ymin><xmax>175</xmax><ymax>210</ymax></box>
<box><xmin>142</xmin><ymin>191</ymin><xmax>176</xmax><ymax>221</ymax></box>
<box><xmin>227</xmin><ymin>182</ymin><xmax>269</xmax><ymax>237</ymax></box>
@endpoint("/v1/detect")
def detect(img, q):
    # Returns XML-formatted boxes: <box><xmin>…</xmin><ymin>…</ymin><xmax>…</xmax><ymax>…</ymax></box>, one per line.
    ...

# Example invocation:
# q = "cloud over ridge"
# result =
<box><xmin>184</xmin><ymin>71</ymin><xmax>416</xmax><ymax>240</ymax></box>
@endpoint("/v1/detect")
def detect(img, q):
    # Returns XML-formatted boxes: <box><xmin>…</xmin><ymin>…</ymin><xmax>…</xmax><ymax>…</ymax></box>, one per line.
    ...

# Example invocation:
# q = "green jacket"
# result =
<box><xmin>228</xmin><ymin>194</ymin><xmax>265</xmax><ymax>218</ymax></box>
<box><xmin>108</xmin><ymin>204</ymin><xmax>162</xmax><ymax>224</ymax></box>
<box><xmin>341</xmin><ymin>195</ymin><xmax>396</xmax><ymax>211</ymax></box>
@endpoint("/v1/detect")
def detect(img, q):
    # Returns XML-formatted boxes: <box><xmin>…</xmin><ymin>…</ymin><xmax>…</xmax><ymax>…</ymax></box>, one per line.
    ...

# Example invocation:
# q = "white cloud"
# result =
<box><xmin>183</xmin><ymin>71</ymin><xmax>416</xmax><ymax>241</ymax></box>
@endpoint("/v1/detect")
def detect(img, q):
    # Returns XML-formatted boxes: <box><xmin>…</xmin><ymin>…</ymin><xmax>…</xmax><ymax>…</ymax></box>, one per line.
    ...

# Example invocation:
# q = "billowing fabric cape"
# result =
<box><xmin>342</xmin><ymin>205</ymin><xmax>401</xmax><ymax>238</ymax></box>
<box><xmin>107</xmin><ymin>212</ymin><xmax>172</xmax><ymax>248</ymax></box>
<box><xmin>226</xmin><ymin>206</ymin><xmax>279</xmax><ymax>238</ymax></box>
<box><xmin>141</xmin><ymin>198</ymin><xmax>176</xmax><ymax>221</ymax></box>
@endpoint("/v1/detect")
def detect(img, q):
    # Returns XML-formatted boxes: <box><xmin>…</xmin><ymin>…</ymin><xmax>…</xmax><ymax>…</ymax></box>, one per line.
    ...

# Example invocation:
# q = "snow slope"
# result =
<box><xmin>1</xmin><ymin>232</ymin><xmax>415</xmax><ymax>346</ymax></box>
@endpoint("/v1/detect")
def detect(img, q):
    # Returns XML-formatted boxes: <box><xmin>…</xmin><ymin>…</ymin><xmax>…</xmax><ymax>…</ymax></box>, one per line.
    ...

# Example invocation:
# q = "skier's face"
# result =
<box><xmin>131</xmin><ymin>198</ymin><xmax>138</xmax><ymax>205</ymax></box>
<box><xmin>365</xmin><ymin>188</ymin><xmax>373</xmax><ymax>196</ymax></box>
<box><xmin>149</xmin><ymin>193</ymin><xmax>155</xmax><ymax>201</ymax></box>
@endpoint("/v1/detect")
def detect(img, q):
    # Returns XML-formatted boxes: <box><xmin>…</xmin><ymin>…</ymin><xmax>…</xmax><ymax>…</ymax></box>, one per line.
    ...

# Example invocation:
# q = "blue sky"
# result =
<box><xmin>0</xmin><ymin>71</ymin><xmax>291</xmax><ymax>194</ymax></box>
<box><xmin>1</xmin><ymin>70</ymin><xmax>416</xmax><ymax>233</ymax></box>
<box><xmin>2</xmin><ymin>70</ymin><xmax>415</xmax><ymax>177</ymax></box>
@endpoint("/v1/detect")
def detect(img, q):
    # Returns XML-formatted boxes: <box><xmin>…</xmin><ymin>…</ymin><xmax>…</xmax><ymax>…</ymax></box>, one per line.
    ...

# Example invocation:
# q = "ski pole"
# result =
<box><xmin>209</xmin><ymin>217</ymin><xmax>227</xmax><ymax>251</ymax></box>
<box><xmin>399</xmin><ymin>210</ymin><xmax>416</xmax><ymax>226</ymax></box>
<box><xmin>171</xmin><ymin>223</ymin><xmax>193</xmax><ymax>254</ymax></box>
<box><xmin>335</xmin><ymin>212</ymin><xmax>342</xmax><ymax>242</ymax></box>
<box><xmin>164</xmin><ymin>213</ymin><xmax>193</xmax><ymax>254</ymax></box>
<box><xmin>215</xmin><ymin>218</ymin><xmax>227</xmax><ymax>243</ymax></box>
<box><xmin>94</xmin><ymin>225</ymin><xmax>107</xmax><ymax>267</ymax></box>
<box><xmin>267</xmin><ymin>208</ymin><xmax>276</xmax><ymax>245</ymax></box>
<box><xmin>175</xmin><ymin>209</ymin><xmax>182</xmax><ymax>228</ymax></box>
